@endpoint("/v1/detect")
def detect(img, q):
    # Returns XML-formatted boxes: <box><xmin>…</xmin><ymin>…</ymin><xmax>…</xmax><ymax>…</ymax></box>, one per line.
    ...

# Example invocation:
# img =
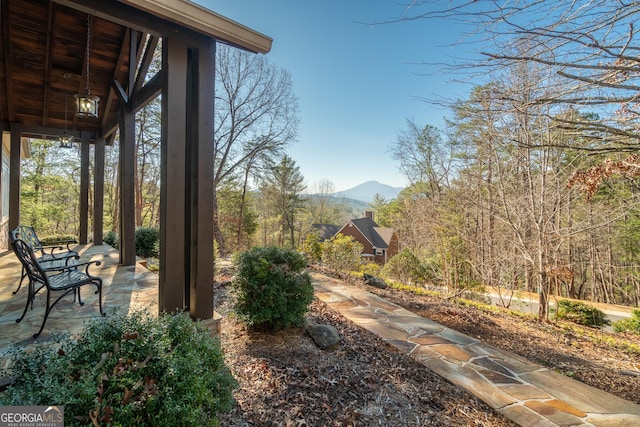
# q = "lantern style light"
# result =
<box><xmin>59</xmin><ymin>78</ymin><xmax>73</xmax><ymax>149</ymax></box>
<box><xmin>75</xmin><ymin>14</ymin><xmax>99</xmax><ymax>118</ymax></box>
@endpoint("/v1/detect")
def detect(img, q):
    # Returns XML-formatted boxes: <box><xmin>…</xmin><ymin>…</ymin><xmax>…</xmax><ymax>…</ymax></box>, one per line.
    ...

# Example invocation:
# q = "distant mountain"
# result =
<box><xmin>333</xmin><ymin>181</ymin><xmax>404</xmax><ymax>203</ymax></box>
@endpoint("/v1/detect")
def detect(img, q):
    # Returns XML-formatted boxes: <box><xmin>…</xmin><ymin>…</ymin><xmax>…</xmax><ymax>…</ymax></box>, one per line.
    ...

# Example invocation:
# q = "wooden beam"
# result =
<box><xmin>103</xmin><ymin>69</ymin><xmax>162</xmax><ymax>138</ymax></box>
<box><xmin>112</xmin><ymin>79</ymin><xmax>129</xmax><ymax>105</ymax></box>
<box><xmin>53</xmin><ymin>0</ymin><xmax>212</xmax><ymax>44</ymax></box>
<box><xmin>101</xmin><ymin>27</ymin><xmax>132</xmax><ymax>132</ymax></box>
<box><xmin>79</xmin><ymin>132</ymin><xmax>90</xmax><ymax>244</ymax></box>
<box><xmin>133</xmin><ymin>35</ymin><xmax>159</xmax><ymax>94</ymax></box>
<box><xmin>130</xmin><ymin>71</ymin><xmax>161</xmax><ymax>113</ymax></box>
<box><xmin>120</xmin><ymin>0</ymin><xmax>272</xmax><ymax>53</ymax></box>
<box><xmin>13</xmin><ymin>125</ymin><xmax>97</xmax><ymax>142</ymax></box>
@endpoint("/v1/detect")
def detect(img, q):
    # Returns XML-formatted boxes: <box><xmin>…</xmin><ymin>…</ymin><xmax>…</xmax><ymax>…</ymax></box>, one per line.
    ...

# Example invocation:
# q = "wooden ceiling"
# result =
<box><xmin>0</xmin><ymin>0</ymin><xmax>143</xmax><ymax>142</ymax></box>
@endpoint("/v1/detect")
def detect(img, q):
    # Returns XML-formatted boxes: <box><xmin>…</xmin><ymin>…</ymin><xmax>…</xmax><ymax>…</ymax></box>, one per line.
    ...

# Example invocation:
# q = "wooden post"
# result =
<box><xmin>119</xmin><ymin>106</ymin><xmax>137</xmax><ymax>265</ymax></box>
<box><xmin>8</xmin><ymin>123</ymin><xmax>21</xmax><ymax>231</ymax></box>
<box><xmin>79</xmin><ymin>132</ymin><xmax>90</xmax><ymax>244</ymax></box>
<box><xmin>189</xmin><ymin>39</ymin><xmax>215</xmax><ymax>319</ymax></box>
<box><xmin>94</xmin><ymin>138</ymin><xmax>105</xmax><ymax>245</ymax></box>
<box><xmin>159</xmin><ymin>36</ymin><xmax>188</xmax><ymax>313</ymax></box>
<box><xmin>159</xmin><ymin>35</ymin><xmax>215</xmax><ymax>318</ymax></box>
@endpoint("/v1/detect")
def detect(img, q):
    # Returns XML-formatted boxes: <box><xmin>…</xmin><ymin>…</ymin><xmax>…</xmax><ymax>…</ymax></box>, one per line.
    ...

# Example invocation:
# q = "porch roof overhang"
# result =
<box><xmin>119</xmin><ymin>0</ymin><xmax>272</xmax><ymax>54</ymax></box>
<box><xmin>0</xmin><ymin>0</ymin><xmax>272</xmax><ymax>144</ymax></box>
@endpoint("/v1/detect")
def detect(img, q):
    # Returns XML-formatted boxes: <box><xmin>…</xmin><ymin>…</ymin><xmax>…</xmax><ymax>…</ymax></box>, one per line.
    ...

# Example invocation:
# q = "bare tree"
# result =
<box><xmin>214</xmin><ymin>45</ymin><xmax>299</xmax><ymax>255</ymax></box>
<box><xmin>402</xmin><ymin>0</ymin><xmax>640</xmax><ymax>151</ymax></box>
<box><xmin>390</xmin><ymin>120</ymin><xmax>453</xmax><ymax>198</ymax></box>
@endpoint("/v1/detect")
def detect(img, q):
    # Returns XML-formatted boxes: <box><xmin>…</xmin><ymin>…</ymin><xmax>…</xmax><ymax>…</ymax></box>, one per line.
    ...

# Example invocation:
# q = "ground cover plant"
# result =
<box><xmin>554</xmin><ymin>299</ymin><xmax>611</xmax><ymax>327</ymax></box>
<box><xmin>614</xmin><ymin>309</ymin><xmax>640</xmax><ymax>334</ymax></box>
<box><xmin>0</xmin><ymin>310</ymin><xmax>236</xmax><ymax>427</ymax></box>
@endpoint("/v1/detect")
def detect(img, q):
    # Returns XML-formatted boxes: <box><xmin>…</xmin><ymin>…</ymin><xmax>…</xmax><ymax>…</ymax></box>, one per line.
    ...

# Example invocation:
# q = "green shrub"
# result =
<box><xmin>135</xmin><ymin>227</ymin><xmax>159</xmax><ymax>257</ymax></box>
<box><xmin>0</xmin><ymin>310</ymin><xmax>237</xmax><ymax>426</ymax></box>
<box><xmin>359</xmin><ymin>262</ymin><xmax>382</xmax><ymax>277</ymax></box>
<box><xmin>231</xmin><ymin>246</ymin><xmax>314</xmax><ymax>329</ymax></box>
<box><xmin>554</xmin><ymin>299</ymin><xmax>611</xmax><ymax>328</ymax></box>
<box><xmin>300</xmin><ymin>231</ymin><xmax>323</xmax><ymax>262</ymax></box>
<box><xmin>321</xmin><ymin>234</ymin><xmax>363</xmax><ymax>274</ymax></box>
<box><xmin>613</xmin><ymin>309</ymin><xmax>640</xmax><ymax>334</ymax></box>
<box><xmin>381</xmin><ymin>248</ymin><xmax>432</xmax><ymax>285</ymax></box>
<box><xmin>40</xmin><ymin>234</ymin><xmax>77</xmax><ymax>246</ymax></box>
<box><xmin>103</xmin><ymin>230</ymin><xmax>119</xmax><ymax>249</ymax></box>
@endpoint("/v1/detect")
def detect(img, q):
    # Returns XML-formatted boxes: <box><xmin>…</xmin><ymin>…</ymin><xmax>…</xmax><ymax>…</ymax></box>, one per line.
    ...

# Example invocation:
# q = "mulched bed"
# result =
<box><xmin>215</xmin><ymin>278</ymin><xmax>515</xmax><ymax>426</ymax></box>
<box><xmin>214</xmin><ymin>265</ymin><xmax>640</xmax><ymax>425</ymax></box>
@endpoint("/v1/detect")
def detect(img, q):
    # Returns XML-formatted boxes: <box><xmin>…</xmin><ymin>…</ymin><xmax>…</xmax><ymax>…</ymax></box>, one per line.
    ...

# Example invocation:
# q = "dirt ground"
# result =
<box><xmin>214</xmin><ymin>268</ymin><xmax>640</xmax><ymax>426</ymax></box>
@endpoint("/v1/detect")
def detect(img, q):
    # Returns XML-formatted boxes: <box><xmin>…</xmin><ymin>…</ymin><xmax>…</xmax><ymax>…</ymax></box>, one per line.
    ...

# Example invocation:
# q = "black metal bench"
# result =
<box><xmin>10</xmin><ymin>225</ymin><xmax>78</xmax><ymax>295</ymax></box>
<box><xmin>10</xmin><ymin>237</ymin><xmax>105</xmax><ymax>339</ymax></box>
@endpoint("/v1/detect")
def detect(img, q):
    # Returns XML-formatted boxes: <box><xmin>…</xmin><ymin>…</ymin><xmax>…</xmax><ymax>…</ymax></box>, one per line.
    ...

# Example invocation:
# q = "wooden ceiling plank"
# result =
<box><xmin>2</xmin><ymin>0</ymin><xmax>15</xmax><ymax>122</ymax></box>
<box><xmin>41</xmin><ymin>2</ymin><xmax>55</xmax><ymax>127</ymax></box>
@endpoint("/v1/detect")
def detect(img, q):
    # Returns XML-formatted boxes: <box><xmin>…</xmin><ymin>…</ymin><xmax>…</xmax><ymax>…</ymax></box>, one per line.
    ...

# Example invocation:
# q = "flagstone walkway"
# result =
<box><xmin>312</xmin><ymin>273</ymin><xmax>640</xmax><ymax>427</ymax></box>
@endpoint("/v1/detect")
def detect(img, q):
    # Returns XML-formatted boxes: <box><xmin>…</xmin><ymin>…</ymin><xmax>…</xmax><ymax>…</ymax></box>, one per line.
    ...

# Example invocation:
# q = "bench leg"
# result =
<box><xmin>33</xmin><ymin>290</ymin><xmax>53</xmax><ymax>339</ymax></box>
<box><xmin>12</xmin><ymin>267</ymin><xmax>27</xmax><ymax>295</ymax></box>
<box><xmin>16</xmin><ymin>279</ymin><xmax>36</xmax><ymax>324</ymax></box>
<box><xmin>95</xmin><ymin>280</ymin><xmax>105</xmax><ymax>316</ymax></box>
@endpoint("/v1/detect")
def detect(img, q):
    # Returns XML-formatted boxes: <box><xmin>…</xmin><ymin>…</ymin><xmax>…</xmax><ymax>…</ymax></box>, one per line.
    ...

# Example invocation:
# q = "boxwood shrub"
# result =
<box><xmin>135</xmin><ymin>227</ymin><xmax>159</xmax><ymax>257</ymax></box>
<box><xmin>231</xmin><ymin>246</ymin><xmax>314</xmax><ymax>330</ymax></box>
<box><xmin>0</xmin><ymin>310</ymin><xmax>237</xmax><ymax>426</ymax></box>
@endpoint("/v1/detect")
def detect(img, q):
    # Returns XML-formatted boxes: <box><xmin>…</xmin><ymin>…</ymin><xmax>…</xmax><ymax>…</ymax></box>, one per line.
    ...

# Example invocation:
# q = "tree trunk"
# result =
<box><xmin>213</xmin><ymin>190</ymin><xmax>226</xmax><ymax>256</ymax></box>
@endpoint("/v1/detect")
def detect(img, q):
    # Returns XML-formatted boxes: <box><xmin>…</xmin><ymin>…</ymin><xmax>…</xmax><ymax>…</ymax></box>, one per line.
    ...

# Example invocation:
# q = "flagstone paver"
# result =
<box><xmin>311</xmin><ymin>272</ymin><xmax>640</xmax><ymax>427</ymax></box>
<box><xmin>1</xmin><ymin>245</ymin><xmax>163</xmax><ymax>359</ymax></box>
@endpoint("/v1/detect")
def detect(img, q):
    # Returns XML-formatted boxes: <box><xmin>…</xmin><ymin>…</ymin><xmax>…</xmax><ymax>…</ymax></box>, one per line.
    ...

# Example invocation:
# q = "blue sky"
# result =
<box><xmin>196</xmin><ymin>1</ymin><xmax>472</xmax><ymax>192</ymax></box>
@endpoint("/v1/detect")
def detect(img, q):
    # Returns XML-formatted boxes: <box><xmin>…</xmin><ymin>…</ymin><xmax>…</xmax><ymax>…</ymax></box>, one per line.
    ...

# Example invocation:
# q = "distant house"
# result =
<box><xmin>310</xmin><ymin>223</ymin><xmax>340</xmax><ymax>241</ymax></box>
<box><xmin>336</xmin><ymin>211</ymin><xmax>399</xmax><ymax>265</ymax></box>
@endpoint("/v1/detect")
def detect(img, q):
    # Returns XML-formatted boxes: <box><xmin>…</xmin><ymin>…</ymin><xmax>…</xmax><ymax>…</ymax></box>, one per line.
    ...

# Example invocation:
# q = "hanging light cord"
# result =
<box><xmin>64</xmin><ymin>91</ymin><xmax>67</xmax><ymax>132</ymax></box>
<box><xmin>85</xmin><ymin>14</ymin><xmax>92</xmax><ymax>95</ymax></box>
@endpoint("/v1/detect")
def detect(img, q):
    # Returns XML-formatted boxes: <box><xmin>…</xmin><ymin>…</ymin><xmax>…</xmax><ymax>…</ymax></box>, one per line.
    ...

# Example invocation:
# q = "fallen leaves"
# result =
<box><xmin>215</xmin><ymin>283</ymin><xmax>514</xmax><ymax>426</ymax></box>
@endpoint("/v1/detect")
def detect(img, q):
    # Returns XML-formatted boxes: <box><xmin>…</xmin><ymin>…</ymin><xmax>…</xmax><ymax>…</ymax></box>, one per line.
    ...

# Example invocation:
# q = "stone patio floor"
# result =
<box><xmin>2</xmin><ymin>245</ymin><xmax>640</xmax><ymax>426</ymax></box>
<box><xmin>0</xmin><ymin>244</ymin><xmax>159</xmax><ymax>367</ymax></box>
<box><xmin>313</xmin><ymin>272</ymin><xmax>640</xmax><ymax>427</ymax></box>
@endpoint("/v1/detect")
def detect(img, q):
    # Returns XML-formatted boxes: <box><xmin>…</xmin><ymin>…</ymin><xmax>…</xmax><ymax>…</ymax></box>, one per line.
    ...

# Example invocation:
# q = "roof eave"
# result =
<box><xmin>119</xmin><ymin>0</ymin><xmax>273</xmax><ymax>53</ymax></box>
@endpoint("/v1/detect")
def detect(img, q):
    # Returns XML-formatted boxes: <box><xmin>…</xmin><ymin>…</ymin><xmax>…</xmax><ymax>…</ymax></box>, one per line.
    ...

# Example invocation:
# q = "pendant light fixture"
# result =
<box><xmin>59</xmin><ymin>74</ymin><xmax>73</xmax><ymax>148</ymax></box>
<box><xmin>59</xmin><ymin>92</ymin><xmax>73</xmax><ymax>148</ymax></box>
<box><xmin>75</xmin><ymin>14</ymin><xmax>99</xmax><ymax>118</ymax></box>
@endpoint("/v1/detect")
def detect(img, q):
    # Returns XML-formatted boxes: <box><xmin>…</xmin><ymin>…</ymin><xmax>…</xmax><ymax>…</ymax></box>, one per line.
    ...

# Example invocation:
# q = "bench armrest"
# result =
<box><xmin>55</xmin><ymin>260</ymin><xmax>102</xmax><ymax>276</ymax></box>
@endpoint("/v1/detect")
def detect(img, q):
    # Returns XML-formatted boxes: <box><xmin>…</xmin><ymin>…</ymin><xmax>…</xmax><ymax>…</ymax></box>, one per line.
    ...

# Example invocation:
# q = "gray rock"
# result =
<box><xmin>363</xmin><ymin>273</ymin><xmax>388</xmax><ymax>289</ymax></box>
<box><xmin>307</xmin><ymin>323</ymin><xmax>340</xmax><ymax>350</ymax></box>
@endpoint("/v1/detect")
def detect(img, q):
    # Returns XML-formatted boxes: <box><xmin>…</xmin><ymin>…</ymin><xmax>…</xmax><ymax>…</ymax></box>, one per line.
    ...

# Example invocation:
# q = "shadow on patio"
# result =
<box><xmin>0</xmin><ymin>244</ymin><xmax>158</xmax><ymax>360</ymax></box>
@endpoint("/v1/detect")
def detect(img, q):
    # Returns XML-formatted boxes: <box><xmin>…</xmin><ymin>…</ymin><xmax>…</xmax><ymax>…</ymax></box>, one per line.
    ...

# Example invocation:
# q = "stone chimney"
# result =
<box><xmin>364</xmin><ymin>210</ymin><xmax>374</xmax><ymax>220</ymax></box>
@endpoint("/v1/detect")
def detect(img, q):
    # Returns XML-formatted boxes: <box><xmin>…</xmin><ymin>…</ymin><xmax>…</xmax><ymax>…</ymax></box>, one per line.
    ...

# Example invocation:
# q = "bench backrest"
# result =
<box><xmin>11</xmin><ymin>238</ymin><xmax>48</xmax><ymax>287</ymax></box>
<box><xmin>10</xmin><ymin>225</ymin><xmax>42</xmax><ymax>251</ymax></box>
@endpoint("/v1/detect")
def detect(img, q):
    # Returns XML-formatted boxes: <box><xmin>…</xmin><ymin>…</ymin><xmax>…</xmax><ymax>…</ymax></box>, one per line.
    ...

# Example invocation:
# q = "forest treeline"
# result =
<box><xmin>19</xmin><ymin>1</ymin><xmax>640</xmax><ymax>318</ymax></box>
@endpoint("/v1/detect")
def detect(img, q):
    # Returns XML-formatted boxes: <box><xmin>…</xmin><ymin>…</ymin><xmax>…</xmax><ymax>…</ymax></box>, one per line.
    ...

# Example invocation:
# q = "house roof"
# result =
<box><xmin>311</xmin><ymin>223</ymin><xmax>340</xmax><ymax>241</ymax></box>
<box><xmin>373</xmin><ymin>226</ymin><xmax>395</xmax><ymax>246</ymax></box>
<box><xmin>348</xmin><ymin>217</ymin><xmax>390</xmax><ymax>250</ymax></box>
<box><xmin>0</xmin><ymin>0</ymin><xmax>271</xmax><ymax>143</ymax></box>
